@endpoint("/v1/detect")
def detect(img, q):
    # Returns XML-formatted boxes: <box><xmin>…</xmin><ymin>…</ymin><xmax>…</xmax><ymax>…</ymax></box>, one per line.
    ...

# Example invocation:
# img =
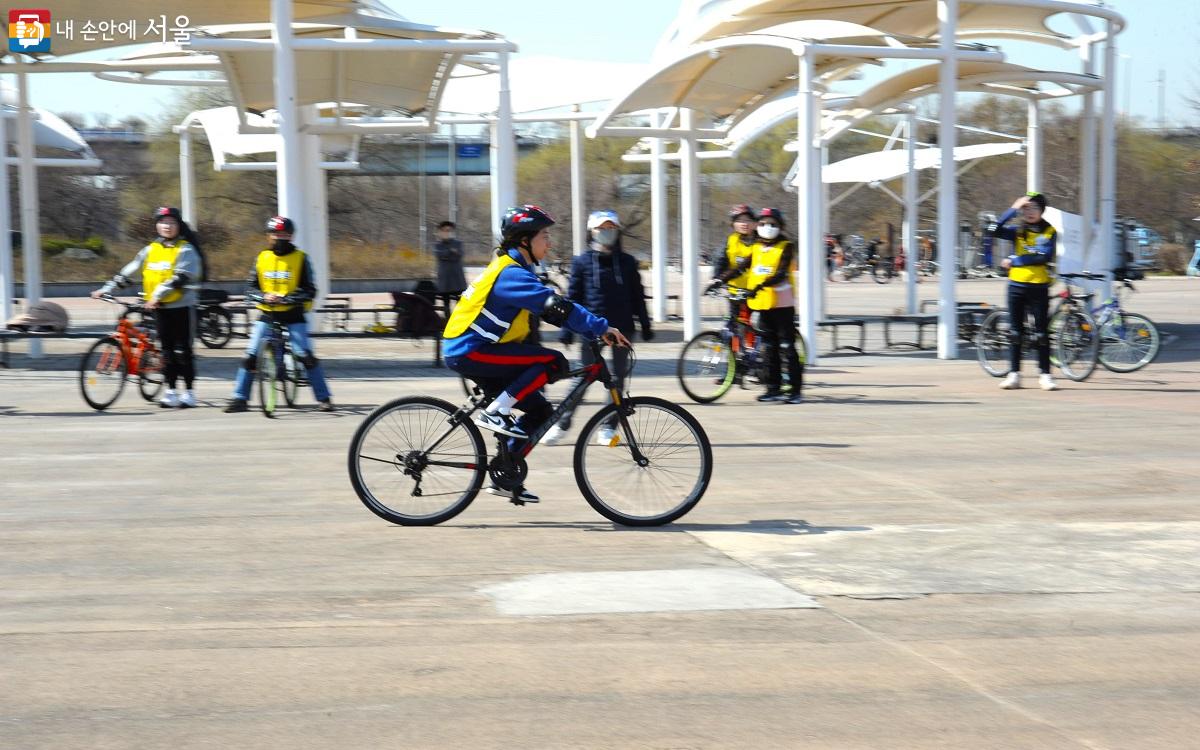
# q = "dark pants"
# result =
<box><xmin>447</xmin><ymin>343</ymin><xmax>568</xmax><ymax>440</ymax></box>
<box><xmin>757</xmin><ymin>306</ymin><xmax>804</xmax><ymax>394</ymax></box>
<box><xmin>556</xmin><ymin>339</ymin><xmax>629</xmax><ymax>430</ymax></box>
<box><xmin>1007</xmin><ymin>282</ymin><xmax>1051</xmax><ymax>374</ymax></box>
<box><xmin>154</xmin><ymin>306</ymin><xmax>196</xmax><ymax>389</ymax></box>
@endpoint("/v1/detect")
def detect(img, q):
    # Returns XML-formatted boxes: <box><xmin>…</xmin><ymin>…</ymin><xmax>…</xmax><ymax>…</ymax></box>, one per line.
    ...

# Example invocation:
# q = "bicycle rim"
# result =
<box><xmin>79</xmin><ymin>337</ymin><xmax>128</xmax><ymax>410</ymax></box>
<box><xmin>574</xmin><ymin>396</ymin><xmax>712</xmax><ymax>526</ymax></box>
<box><xmin>1056</xmin><ymin>312</ymin><xmax>1099</xmax><ymax>381</ymax></box>
<box><xmin>1099</xmin><ymin>313</ymin><xmax>1160</xmax><ymax>372</ymax></box>
<box><xmin>348</xmin><ymin>396</ymin><xmax>486</xmax><ymax>525</ymax></box>
<box><xmin>677</xmin><ymin>331</ymin><xmax>735</xmax><ymax>403</ymax></box>
<box><xmin>257</xmin><ymin>345</ymin><xmax>278</xmax><ymax>417</ymax></box>
<box><xmin>975</xmin><ymin>311</ymin><xmax>1011</xmax><ymax>377</ymax></box>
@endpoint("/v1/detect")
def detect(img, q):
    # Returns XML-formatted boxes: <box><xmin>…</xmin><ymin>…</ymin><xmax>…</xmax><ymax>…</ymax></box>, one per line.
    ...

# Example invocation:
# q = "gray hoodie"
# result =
<box><xmin>99</xmin><ymin>241</ymin><xmax>202</xmax><ymax>308</ymax></box>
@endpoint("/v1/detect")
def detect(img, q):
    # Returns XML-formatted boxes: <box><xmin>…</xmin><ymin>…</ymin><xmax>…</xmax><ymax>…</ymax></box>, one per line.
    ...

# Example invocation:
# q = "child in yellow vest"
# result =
<box><xmin>746</xmin><ymin>208</ymin><xmax>804</xmax><ymax>404</ymax></box>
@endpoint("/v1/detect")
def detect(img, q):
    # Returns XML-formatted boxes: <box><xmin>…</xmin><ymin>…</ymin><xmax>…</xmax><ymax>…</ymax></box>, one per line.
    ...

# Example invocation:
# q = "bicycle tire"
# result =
<box><xmin>1047</xmin><ymin>310</ymin><xmax>1067</xmax><ymax>367</ymax></box>
<box><xmin>1099</xmin><ymin>312</ymin><xmax>1160</xmax><ymax>373</ymax></box>
<box><xmin>257</xmin><ymin>340</ymin><xmax>280</xmax><ymax>417</ymax></box>
<box><xmin>573</xmin><ymin>396</ymin><xmax>712</xmax><ymax>526</ymax></box>
<box><xmin>137</xmin><ymin>348</ymin><xmax>165</xmax><ymax>402</ymax></box>
<box><xmin>348</xmin><ymin>396</ymin><xmax>487</xmax><ymax>526</ymax></box>
<box><xmin>677</xmin><ymin>330</ymin><xmax>736</xmax><ymax>403</ymax></box>
<box><xmin>1055</xmin><ymin>310</ymin><xmax>1100</xmax><ymax>381</ymax></box>
<box><xmin>198</xmin><ymin>307</ymin><xmax>233</xmax><ymax>349</ymax></box>
<box><xmin>975</xmin><ymin>310</ymin><xmax>1012</xmax><ymax>377</ymax></box>
<box><xmin>79</xmin><ymin>336</ymin><xmax>128</xmax><ymax>411</ymax></box>
<box><xmin>282</xmin><ymin>349</ymin><xmax>301</xmax><ymax>406</ymax></box>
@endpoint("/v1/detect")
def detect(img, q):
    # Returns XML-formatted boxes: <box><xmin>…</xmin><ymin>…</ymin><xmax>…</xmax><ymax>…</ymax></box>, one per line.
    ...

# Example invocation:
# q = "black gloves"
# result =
<box><xmin>705</xmin><ymin>280</ymin><xmax>722</xmax><ymax>294</ymax></box>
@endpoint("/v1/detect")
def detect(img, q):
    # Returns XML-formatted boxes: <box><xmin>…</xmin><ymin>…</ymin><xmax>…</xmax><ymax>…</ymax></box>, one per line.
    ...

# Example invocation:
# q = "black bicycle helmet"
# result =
<box><xmin>153</xmin><ymin>206</ymin><xmax>182</xmax><ymax>223</ymax></box>
<box><xmin>500</xmin><ymin>204</ymin><xmax>555</xmax><ymax>247</ymax></box>
<box><xmin>1025</xmin><ymin>192</ymin><xmax>1048</xmax><ymax>211</ymax></box>
<box><xmin>758</xmin><ymin>207</ymin><xmax>786</xmax><ymax>228</ymax></box>
<box><xmin>729</xmin><ymin>203</ymin><xmax>756</xmax><ymax>222</ymax></box>
<box><xmin>266</xmin><ymin>215</ymin><xmax>295</xmax><ymax>234</ymax></box>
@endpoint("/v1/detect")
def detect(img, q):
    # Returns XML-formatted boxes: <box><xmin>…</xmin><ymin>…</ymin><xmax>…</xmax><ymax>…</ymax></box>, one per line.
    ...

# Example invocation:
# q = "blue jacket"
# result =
<box><xmin>563</xmin><ymin>244</ymin><xmax>650</xmax><ymax>339</ymax></box>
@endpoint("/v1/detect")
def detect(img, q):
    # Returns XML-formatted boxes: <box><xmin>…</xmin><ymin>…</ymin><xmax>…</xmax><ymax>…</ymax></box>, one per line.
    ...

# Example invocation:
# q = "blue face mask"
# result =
<box><xmin>593</xmin><ymin>228</ymin><xmax>619</xmax><ymax>247</ymax></box>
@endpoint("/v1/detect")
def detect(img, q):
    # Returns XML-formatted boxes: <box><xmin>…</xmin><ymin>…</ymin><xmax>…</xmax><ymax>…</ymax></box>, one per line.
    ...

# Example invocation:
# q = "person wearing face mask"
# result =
<box><xmin>986</xmin><ymin>192</ymin><xmax>1059</xmax><ymax>391</ymax></box>
<box><xmin>746</xmin><ymin>208</ymin><xmax>804</xmax><ymax>404</ymax></box>
<box><xmin>223</xmin><ymin>216</ymin><xmax>334</xmax><ymax>413</ymax></box>
<box><xmin>433</xmin><ymin>220</ymin><xmax>467</xmax><ymax>315</ymax></box>
<box><xmin>706</xmin><ymin>204</ymin><xmax>758</xmax><ymax>310</ymax></box>
<box><xmin>541</xmin><ymin>210</ymin><xmax>651</xmax><ymax>446</ymax></box>
<box><xmin>92</xmin><ymin>206</ymin><xmax>204</xmax><ymax>408</ymax></box>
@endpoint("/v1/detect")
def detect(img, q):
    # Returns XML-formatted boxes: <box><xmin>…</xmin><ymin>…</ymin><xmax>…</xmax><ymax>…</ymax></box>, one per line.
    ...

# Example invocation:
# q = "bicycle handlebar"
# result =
<box><xmin>1059</xmin><ymin>272</ymin><xmax>1107</xmax><ymax>280</ymax></box>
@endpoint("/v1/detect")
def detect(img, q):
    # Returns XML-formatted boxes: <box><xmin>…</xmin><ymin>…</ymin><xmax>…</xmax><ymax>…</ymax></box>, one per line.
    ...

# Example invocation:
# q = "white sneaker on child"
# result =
<box><xmin>179</xmin><ymin>391</ymin><xmax>198</xmax><ymax>408</ymax></box>
<box><xmin>159</xmin><ymin>390</ymin><xmax>181</xmax><ymax>408</ymax></box>
<box><xmin>999</xmin><ymin>373</ymin><xmax>1021</xmax><ymax>390</ymax></box>
<box><xmin>540</xmin><ymin>424</ymin><xmax>568</xmax><ymax>445</ymax></box>
<box><xmin>475</xmin><ymin>411</ymin><xmax>528</xmax><ymax>439</ymax></box>
<box><xmin>1039</xmin><ymin>373</ymin><xmax>1059</xmax><ymax>391</ymax></box>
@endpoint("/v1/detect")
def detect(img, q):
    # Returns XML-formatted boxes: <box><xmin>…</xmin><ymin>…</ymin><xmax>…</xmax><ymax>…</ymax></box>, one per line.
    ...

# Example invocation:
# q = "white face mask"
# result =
<box><xmin>592</xmin><ymin>228</ymin><xmax>619</xmax><ymax>247</ymax></box>
<box><xmin>757</xmin><ymin>224</ymin><xmax>781</xmax><ymax>240</ymax></box>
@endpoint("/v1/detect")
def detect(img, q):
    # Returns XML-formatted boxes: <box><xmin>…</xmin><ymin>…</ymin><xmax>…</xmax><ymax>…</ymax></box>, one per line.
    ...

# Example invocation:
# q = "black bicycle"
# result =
<box><xmin>257</xmin><ymin>320</ymin><xmax>307</xmax><ymax>417</ymax></box>
<box><xmin>349</xmin><ymin>339</ymin><xmax>713</xmax><ymax>526</ymax></box>
<box><xmin>197</xmin><ymin>289</ymin><xmax>234</xmax><ymax>349</ymax></box>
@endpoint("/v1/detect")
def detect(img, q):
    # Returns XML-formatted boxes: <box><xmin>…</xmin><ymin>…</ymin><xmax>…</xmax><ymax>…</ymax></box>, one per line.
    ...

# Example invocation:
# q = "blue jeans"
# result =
<box><xmin>232</xmin><ymin>319</ymin><xmax>332</xmax><ymax>402</ymax></box>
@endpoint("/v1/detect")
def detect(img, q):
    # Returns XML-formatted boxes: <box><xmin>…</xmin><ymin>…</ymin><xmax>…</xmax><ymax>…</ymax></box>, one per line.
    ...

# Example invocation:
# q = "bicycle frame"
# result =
<box><xmin>98</xmin><ymin>299</ymin><xmax>157</xmax><ymax>376</ymax></box>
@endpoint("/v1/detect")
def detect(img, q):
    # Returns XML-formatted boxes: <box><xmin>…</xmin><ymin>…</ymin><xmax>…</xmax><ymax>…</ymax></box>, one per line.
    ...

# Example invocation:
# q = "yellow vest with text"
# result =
<box><xmin>255</xmin><ymin>249</ymin><xmax>313</xmax><ymax>312</ymax></box>
<box><xmin>443</xmin><ymin>254</ymin><xmax>532</xmax><ymax>344</ymax></box>
<box><xmin>746</xmin><ymin>240</ymin><xmax>795</xmax><ymax>311</ymax></box>
<box><xmin>142</xmin><ymin>242</ymin><xmax>184</xmax><ymax>305</ymax></box>
<box><xmin>723</xmin><ymin>233</ymin><xmax>756</xmax><ymax>290</ymax></box>
<box><xmin>1008</xmin><ymin>224</ymin><xmax>1056</xmax><ymax>285</ymax></box>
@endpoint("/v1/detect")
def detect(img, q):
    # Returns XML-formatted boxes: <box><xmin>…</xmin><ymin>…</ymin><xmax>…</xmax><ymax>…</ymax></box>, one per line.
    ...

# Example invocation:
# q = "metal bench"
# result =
<box><xmin>883</xmin><ymin>313</ymin><xmax>939</xmax><ymax>349</ymax></box>
<box><xmin>818</xmin><ymin>317</ymin><xmax>867</xmax><ymax>353</ymax></box>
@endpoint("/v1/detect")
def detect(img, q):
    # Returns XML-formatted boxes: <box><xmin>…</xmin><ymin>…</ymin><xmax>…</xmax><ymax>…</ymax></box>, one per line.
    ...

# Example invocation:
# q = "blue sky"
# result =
<box><xmin>19</xmin><ymin>0</ymin><xmax>1200</xmax><ymax>128</ymax></box>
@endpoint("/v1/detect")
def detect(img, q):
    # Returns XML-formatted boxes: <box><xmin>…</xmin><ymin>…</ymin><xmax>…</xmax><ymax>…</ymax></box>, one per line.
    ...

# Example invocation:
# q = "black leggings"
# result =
<box><xmin>1007</xmin><ymin>283</ymin><xmax>1051</xmax><ymax>374</ymax></box>
<box><xmin>757</xmin><ymin>306</ymin><xmax>804</xmax><ymax>393</ymax></box>
<box><xmin>154</xmin><ymin>306</ymin><xmax>196</xmax><ymax>389</ymax></box>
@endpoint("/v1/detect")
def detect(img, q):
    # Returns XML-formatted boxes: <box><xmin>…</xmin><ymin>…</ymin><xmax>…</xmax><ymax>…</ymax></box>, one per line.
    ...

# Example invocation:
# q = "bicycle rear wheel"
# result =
<box><xmin>348</xmin><ymin>396</ymin><xmax>487</xmax><ymax>526</ymax></box>
<box><xmin>137</xmin><ymin>348</ymin><xmax>165</xmax><ymax>401</ymax></box>
<box><xmin>574</xmin><ymin>396</ymin><xmax>712</xmax><ymax>526</ymax></box>
<box><xmin>198</xmin><ymin>307</ymin><xmax>233</xmax><ymax>349</ymax></box>
<box><xmin>257</xmin><ymin>341</ymin><xmax>280</xmax><ymax>417</ymax></box>
<box><xmin>79</xmin><ymin>337</ymin><xmax>128</xmax><ymax>411</ymax></box>
<box><xmin>974</xmin><ymin>310</ymin><xmax>1012</xmax><ymax>377</ymax></box>
<box><xmin>1055</xmin><ymin>311</ymin><xmax>1100</xmax><ymax>381</ymax></box>
<box><xmin>677</xmin><ymin>330</ymin><xmax>735</xmax><ymax>403</ymax></box>
<box><xmin>1099</xmin><ymin>312</ymin><xmax>1160</xmax><ymax>372</ymax></box>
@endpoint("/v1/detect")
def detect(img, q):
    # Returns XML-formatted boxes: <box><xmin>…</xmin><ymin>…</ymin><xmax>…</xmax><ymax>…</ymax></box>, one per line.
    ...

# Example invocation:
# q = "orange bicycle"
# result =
<box><xmin>79</xmin><ymin>294</ymin><xmax>165</xmax><ymax>410</ymax></box>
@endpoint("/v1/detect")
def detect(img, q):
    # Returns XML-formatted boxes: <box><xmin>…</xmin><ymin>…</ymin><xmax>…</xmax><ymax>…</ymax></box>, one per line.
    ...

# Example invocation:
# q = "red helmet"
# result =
<box><xmin>758</xmin><ymin>207</ymin><xmax>785</xmax><ymax>228</ymax></box>
<box><xmin>153</xmin><ymin>206</ymin><xmax>182</xmax><ymax>222</ymax></box>
<box><xmin>266</xmin><ymin>215</ymin><xmax>295</xmax><ymax>234</ymax></box>
<box><xmin>500</xmin><ymin>204</ymin><xmax>555</xmax><ymax>245</ymax></box>
<box><xmin>729</xmin><ymin>204</ymin><xmax>756</xmax><ymax>222</ymax></box>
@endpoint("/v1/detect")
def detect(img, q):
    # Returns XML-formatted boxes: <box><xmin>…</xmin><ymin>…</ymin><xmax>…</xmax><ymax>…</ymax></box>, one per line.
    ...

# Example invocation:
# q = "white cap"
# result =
<box><xmin>587</xmin><ymin>210</ymin><xmax>621</xmax><ymax>231</ymax></box>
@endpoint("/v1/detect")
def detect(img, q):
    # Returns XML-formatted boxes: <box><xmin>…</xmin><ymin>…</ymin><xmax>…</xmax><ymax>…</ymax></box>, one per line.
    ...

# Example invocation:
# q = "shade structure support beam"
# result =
<box><xmin>16</xmin><ymin>63</ymin><xmax>41</xmax><ymax>357</ymax></box>
<box><xmin>678</xmin><ymin>109</ymin><xmax>701</xmax><ymax>341</ymax></box>
<box><xmin>649</xmin><ymin>109</ymin><xmax>668</xmax><ymax>323</ymax></box>
<box><xmin>796</xmin><ymin>46</ymin><xmax>820</xmax><ymax>366</ymax></box>
<box><xmin>904</xmin><ymin>109</ymin><xmax>919</xmax><ymax>314</ymax></box>
<box><xmin>936</xmin><ymin>0</ymin><xmax>959</xmax><ymax>359</ymax></box>
<box><xmin>0</xmin><ymin>95</ymin><xmax>12</xmax><ymax>326</ymax></box>
<box><xmin>1099</xmin><ymin>21</ymin><xmax>1118</xmax><ymax>287</ymax></box>
<box><xmin>186</xmin><ymin>38</ymin><xmax>517</xmax><ymax>54</ymax></box>
<box><xmin>1026</xmin><ymin>99</ymin><xmax>1042</xmax><ymax>191</ymax></box>
<box><xmin>271</xmin><ymin>0</ymin><xmax>305</xmax><ymax>242</ymax></box>
<box><xmin>1079</xmin><ymin>42</ymin><xmax>1097</xmax><ymax>261</ymax></box>
<box><xmin>489</xmin><ymin>52</ymin><xmax>517</xmax><ymax>245</ymax></box>
<box><xmin>569</xmin><ymin>112</ymin><xmax>586</xmax><ymax>255</ymax></box>
<box><xmin>179</xmin><ymin>126</ymin><xmax>195</xmax><ymax>227</ymax></box>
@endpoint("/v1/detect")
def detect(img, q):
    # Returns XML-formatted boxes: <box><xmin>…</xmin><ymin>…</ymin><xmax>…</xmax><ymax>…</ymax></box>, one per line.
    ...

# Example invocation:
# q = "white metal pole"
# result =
<box><xmin>179</xmin><ymin>126</ymin><xmax>196</xmax><ymax>227</ymax></box>
<box><xmin>271</xmin><ymin>0</ymin><xmax>305</xmax><ymax>225</ymax></box>
<box><xmin>678</xmin><ymin>109</ymin><xmax>701</xmax><ymax>340</ymax></box>
<box><xmin>1026</xmin><ymin>100</ymin><xmax>1041</xmax><ymax>192</ymax></box>
<box><xmin>569</xmin><ymin>115</ymin><xmax>586</xmax><ymax>255</ymax></box>
<box><xmin>491</xmin><ymin>52</ymin><xmax>517</xmax><ymax>232</ymax></box>
<box><xmin>0</xmin><ymin>104</ymin><xmax>14</xmax><ymax>325</ymax></box>
<box><xmin>818</xmin><ymin>142</ymin><xmax>829</xmax><ymax>322</ymax></box>
<box><xmin>302</xmin><ymin>113</ymin><xmax>328</xmax><ymax>311</ymax></box>
<box><xmin>418</xmin><ymin>134</ymin><xmax>427</xmax><ymax>252</ymax></box>
<box><xmin>15</xmin><ymin>65</ymin><xmax>41</xmax><ymax>357</ymax></box>
<box><xmin>796</xmin><ymin>48</ymin><xmax>819</xmax><ymax>365</ymax></box>
<box><xmin>904</xmin><ymin>109</ymin><xmax>919</xmax><ymax>314</ymax></box>
<box><xmin>1100</xmin><ymin>22</ymin><xmax>1118</xmax><ymax>284</ymax></box>
<box><xmin>936</xmin><ymin>0</ymin><xmax>959</xmax><ymax>358</ymax></box>
<box><xmin>649</xmin><ymin>109</ymin><xmax>668</xmax><ymax>324</ymax></box>
<box><xmin>1080</xmin><ymin>43</ymin><xmax>1097</xmax><ymax>263</ymax></box>
<box><xmin>448</xmin><ymin>123</ymin><xmax>458</xmax><ymax>223</ymax></box>
<box><xmin>489</xmin><ymin>118</ymin><xmax>501</xmax><ymax>244</ymax></box>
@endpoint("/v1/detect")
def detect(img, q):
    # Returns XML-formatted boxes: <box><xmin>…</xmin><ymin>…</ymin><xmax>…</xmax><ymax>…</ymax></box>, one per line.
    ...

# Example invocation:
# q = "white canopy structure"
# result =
<box><xmin>589</xmin><ymin>0</ymin><xmax>1127</xmax><ymax>362</ymax></box>
<box><xmin>817</xmin><ymin>142</ymin><xmax>1023</xmax><ymax>184</ymax></box>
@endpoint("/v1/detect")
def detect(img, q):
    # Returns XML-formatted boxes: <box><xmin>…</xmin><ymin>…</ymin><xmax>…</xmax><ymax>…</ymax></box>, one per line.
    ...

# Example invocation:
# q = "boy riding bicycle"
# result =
<box><xmin>443</xmin><ymin>204</ymin><xmax>630</xmax><ymax>502</ymax></box>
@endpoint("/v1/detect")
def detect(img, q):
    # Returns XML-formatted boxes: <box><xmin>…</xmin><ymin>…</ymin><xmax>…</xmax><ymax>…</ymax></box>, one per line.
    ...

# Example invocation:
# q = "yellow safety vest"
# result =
<box><xmin>723</xmin><ymin>233</ymin><xmax>756</xmax><ymax>290</ymax></box>
<box><xmin>746</xmin><ymin>240</ymin><xmax>794</xmax><ymax>311</ymax></box>
<box><xmin>443</xmin><ymin>253</ymin><xmax>532</xmax><ymax>344</ymax></box>
<box><xmin>1008</xmin><ymin>224</ymin><xmax>1057</xmax><ymax>285</ymax></box>
<box><xmin>255</xmin><ymin>248</ymin><xmax>313</xmax><ymax>312</ymax></box>
<box><xmin>142</xmin><ymin>242</ymin><xmax>184</xmax><ymax>304</ymax></box>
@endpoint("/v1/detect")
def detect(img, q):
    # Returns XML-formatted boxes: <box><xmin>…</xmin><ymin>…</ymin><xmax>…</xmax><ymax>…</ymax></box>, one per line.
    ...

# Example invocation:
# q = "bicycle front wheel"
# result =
<box><xmin>137</xmin><ymin>348</ymin><xmax>164</xmax><ymax>401</ymax></box>
<box><xmin>574</xmin><ymin>396</ymin><xmax>712</xmax><ymax>526</ymax></box>
<box><xmin>198</xmin><ymin>307</ymin><xmax>233</xmax><ymax>349</ymax></box>
<box><xmin>1055</xmin><ymin>311</ymin><xmax>1100</xmax><ymax>381</ymax></box>
<box><xmin>975</xmin><ymin>310</ymin><xmax>1012</xmax><ymax>377</ymax></box>
<box><xmin>257</xmin><ymin>341</ymin><xmax>280</xmax><ymax>417</ymax></box>
<box><xmin>79</xmin><ymin>337</ymin><xmax>128</xmax><ymax>411</ymax></box>
<box><xmin>348</xmin><ymin>396</ymin><xmax>487</xmax><ymax>526</ymax></box>
<box><xmin>677</xmin><ymin>330</ymin><xmax>735</xmax><ymax>403</ymax></box>
<box><xmin>1099</xmin><ymin>312</ymin><xmax>1160</xmax><ymax>372</ymax></box>
<box><xmin>282</xmin><ymin>350</ymin><xmax>301</xmax><ymax>406</ymax></box>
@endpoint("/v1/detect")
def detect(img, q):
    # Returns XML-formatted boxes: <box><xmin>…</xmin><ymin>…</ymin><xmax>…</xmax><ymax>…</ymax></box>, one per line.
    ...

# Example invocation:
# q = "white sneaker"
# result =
<box><xmin>540</xmin><ymin>424</ymin><xmax>568</xmax><ymax>445</ymax></box>
<box><xmin>595</xmin><ymin>427</ymin><xmax>617</xmax><ymax>446</ymax></box>
<box><xmin>179</xmin><ymin>391</ymin><xmax>198</xmax><ymax>408</ymax></box>
<box><xmin>159</xmin><ymin>390</ymin><xmax>180</xmax><ymax>408</ymax></box>
<box><xmin>1039</xmin><ymin>374</ymin><xmax>1059</xmax><ymax>391</ymax></box>
<box><xmin>486</xmin><ymin>485</ymin><xmax>540</xmax><ymax>503</ymax></box>
<box><xmin>1000</xmin><ymin>373</ymin><xmax>1021</xmax><ymax>390</ymax></box>
<box><xmin>475</xmin><ymin>411</ymin><xmax>527</xmax><ymax>439</ymax></box>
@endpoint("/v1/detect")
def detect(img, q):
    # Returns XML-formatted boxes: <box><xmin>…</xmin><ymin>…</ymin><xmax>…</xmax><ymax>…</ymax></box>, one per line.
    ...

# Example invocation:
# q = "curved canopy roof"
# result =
<box><xmin>814</xmin><ymin>141</ymin><xmax>1023</xmax><ymax>184</ymax></box>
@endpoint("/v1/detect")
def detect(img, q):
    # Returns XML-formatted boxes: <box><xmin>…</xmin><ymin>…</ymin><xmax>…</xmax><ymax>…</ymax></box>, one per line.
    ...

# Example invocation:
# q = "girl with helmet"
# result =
<box><xmin>987</xmin><ymin>192</ymin><xmax>1059</xmax><ymax>391</ymax></box>
<box><xmin>746</xmin><ymin>207</ymin><xmax>804</xmax><ymax>404</ymax></box>
<box><xmin>223</xmin><ymin>216</ymin><xmax>335</xmax><ymax>412</ymax></box>
<box><xmin>92</xmin><ymin>206</ymin><xmax>203</xmax><ymax>408</ymax></box>
<box><xmin>443</xmin><ymin>204</ymin><xmax>630</xmax><ymax>502</ymax></box>
<box><xmin>541</xmin><ymin>209</ymin><xmax>651</xmax><ymax>447</ymax></box>
<box><xmin>707</xmin><ymin>203</ymin><xmax>758</xmax><ymax>305</ymax></box>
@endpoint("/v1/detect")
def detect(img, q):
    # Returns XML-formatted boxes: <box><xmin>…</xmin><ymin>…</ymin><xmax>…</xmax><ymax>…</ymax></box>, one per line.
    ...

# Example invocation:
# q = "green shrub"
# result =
<box><xmin>42</xmin><ymin>235</ymin><xmax>106</xmax><ymax>256</ymax></box>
